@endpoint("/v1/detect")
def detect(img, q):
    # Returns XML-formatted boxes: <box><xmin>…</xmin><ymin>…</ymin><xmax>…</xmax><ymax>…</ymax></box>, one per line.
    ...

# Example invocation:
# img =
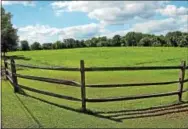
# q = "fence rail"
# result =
<box><xmin>19</xmin><ymin>84</ymin><xmax>81</xmax><ymax>102</ymax></box>
<box><xmin>5</xmin><ymin>60</ymin><xmax>188</xmax><ymax>71</ymax></box>
<box><xmin>3</xmin><ymin>57</ymin><xmax>188</xmax><ymax>112</ymax></box>
<box><xmin>86</xmin><ymin>78</ymin><xmax>188</xmax><ymax>88</ymax></box>
<box><xmin>16</xmin><ymin>73</ymin><xmax>80</xmax><ymax>87</ymax></box>
<box><xmin>84</xmin><ymin>66</ymin><xmax>183</xmax><ymax>71</ymax></box>
<box><xmin>86</xmin><ymin>91</ymin><xmax>180</xmax><ymax>102</ymax></box>
<box><xmin>86</xmin><ymin>80</ymin><xmax>180</xmax><ymax>88</ymax></box>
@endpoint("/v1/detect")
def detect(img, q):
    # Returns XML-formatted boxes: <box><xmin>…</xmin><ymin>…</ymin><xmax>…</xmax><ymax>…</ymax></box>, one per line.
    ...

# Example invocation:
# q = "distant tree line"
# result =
<box><xmin>1</xmin><ymin>6</ymin><xmax>188</xmax><ymax>55</ymax></box>
<box><xmin>18</xmin><ymin>31</ymin><xmax>188</xmax><ymax>51</ymax></box>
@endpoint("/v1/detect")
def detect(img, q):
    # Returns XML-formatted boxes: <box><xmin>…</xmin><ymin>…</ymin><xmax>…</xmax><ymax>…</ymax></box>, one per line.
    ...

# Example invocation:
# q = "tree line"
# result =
<box><xmin>19</xmin><ymin>31</ymin><xmax>188</xmax><ymax>51</ymax></box>
<box><xmin>1</xmin><ymin>7</ymin><xmax>188</xmax><ymax>54</ymax></box>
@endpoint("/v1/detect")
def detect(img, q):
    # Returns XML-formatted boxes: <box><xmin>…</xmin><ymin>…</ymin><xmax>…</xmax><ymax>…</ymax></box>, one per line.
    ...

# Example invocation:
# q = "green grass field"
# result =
<box><xmin>2</xmin><ymin>47</ymin><xmax>188</xmax><ymax>128</ymax></box>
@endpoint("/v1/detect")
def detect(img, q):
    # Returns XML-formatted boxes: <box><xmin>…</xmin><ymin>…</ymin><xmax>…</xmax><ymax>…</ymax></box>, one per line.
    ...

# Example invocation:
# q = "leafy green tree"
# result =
<box><xmin>120</xmin><ymin>36</ymin><xmax>126</xmax><ymax>46</ymax></box>
<box><xmin>20</xmin><ymin>40</ymin><xmax>30</xmax><ymax>51</ymax></box>
<box><xmin>30</xmin><ymin>42</ymin><xmax>42</xmax><ymax>50</ymax></box>
<box><xmin>99</xmin><ymin>36</ymin><xmax>107</xmax><ymax>41</ymax></box>
<box><xmin>179</xmin><ymin>34</ymin><xmax>188</xmax><ymax>47</ymax></box>
<box><xmin>80</xmin><ymin>40</ymin><xmax>86</xmax><ymax>47</ymax></box>
<box><xmin>90</xmin><ymin>37</ymin><xmax>98</xmax><ymax>47</ymax></box>
<box><xmin>42</xmin><ymin>43</ymin><xmax>53</xmax><ymax>49</ymax></box>
<box><xmin>124</xmin><ymin>32</ymin><xmax>143</xmax><ymax>46</ymax></box>
<box><xmin>96</xmin><ymin>41</ymin><xmax>108</xmax><ymax>47</ymax></box>
<box><xmin>1</xmin><ymin>7</ymin><xmax>18</xmax><ymax>56</ymax></box>
<box><xmin>74</xmin><ymin>40</ymin><xmax>79</xmax><ymax>48</ymax></box>
<box><xmin>138</xmin><ymin>37</ymin><xmax>152</xmax><ymax>46</ymax></box>
<box><xmin>120</xmin><ymin>36</ymin><xmax>127</xmax><ymax>46</ymax></box>
<box><xmin>151</xmin><ymin>37</ymin><xmax>162</xmax><ymax>47</ymax></box>
<box><xmin>165</xmin><ymin>31</ymin><xmax>182</xmax><ymax>47</ymax></box>
<box><xmin>84</xmin><ymin>39</ymin><xmax>92</xmax><ymax>47</ymax></box>
<box><xmin>63</xmin><ymin>38</ymin><xmax>76</xmax><ymax>48</ymax></box>
<box><xmin>157</xmin><ymin>35</ymin><xmax>167</xmax><ymax>46</ymax></box>
<box><xmin>112</xmin><ymin>35</ymin><xmax>121</xmax><ymax>46</ymax></box>
<box><xmin>61</xmin><ymin>42</ymin><xmax>67</xmax><ymax>48</ymax></box>
<box><xmin>138</xmin><ymin>35</ymin><xmax>161</xmax><ymax>47</ymax></box>
<box><xmin>107</xmin><ymin>39</ymin><xmax>113</xmax><ymax>46</ymax></box>
<box><xmin>165</xmin><ymin>31</ymin><xmax>188</xmax><ymax>47</ymax></box>
<box><xmin>53</xmin><ymin>41</ymin><xmax>62</xmax><ymax>49</ymax></box>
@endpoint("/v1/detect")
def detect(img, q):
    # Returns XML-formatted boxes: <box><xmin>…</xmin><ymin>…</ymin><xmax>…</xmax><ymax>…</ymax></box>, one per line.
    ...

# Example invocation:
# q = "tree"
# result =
<box><xmin>75</xmin><ymin>40</ymin><xmax>86</xmax><ymax>48</ymax></box>
<box><xmin>80</xmin><ymin>40</ymin><xmax>86</xmax><ymax>47</ymax></box>
<box><xmin>165</xmin><ymin>31</ymin><xmax>182</xmax><ymax>47</ymax></box>
<box><xmin>53</xmin><ymin>41</ymin><xmax>62</xmax><ymax>49</ymax></box>
<box><xmin>90</xmin><ymin>37</ymin><xmax>98</xmax><ymax>47</ymax></box>
<box><xmin>124</xmin><ymin>32</ymin><xmax>143</xmax><ymax>46</ymax></box>
<box><xmin>99</xmin><ymin>36</ymin><xmax>107</xmax><ymax>41</ymax></box>
<box><xmin>120</xmin><ymin>36</ymin><xmax>126</xmax><ymax>46</ymax></box>
<box><xmin>158</xmin><ymin>35</ymin><xmax>167</xmax><ymax>46</ymax></box>
<box><xmin>138</xmin><ymin>37</ymin><xmax>152</xmax><ymax>46</ymax></box>
<box><xmin>107</xmin><ymin>39</ymin><xmax>113</xmax><ymax>46</ymax></box>
<box><xmin>179</xmin><ymin>34</ymin><xmax>188</xmax><ymax>47</ymax></box>
<box><xmin>42</xmin><ymin>43</ymin><xmax>53</xmax><ymax>49</ymax></box>
<box><xmin>1</xmin><ymin>7</ymin><xmax>18</xmax><ymax>56</ymax></box>
<box><xmin>61</xmin><ymin>42</ymin><xmax>67</xmax><ymax>48</ymax></box>
<box><xmin>112</xmin><ymin>35</ymin><xmax>121</xmax><ymax>46</ymax></box>
<box><xmin>31</xmin><ymin>42</ymin><xmax>42</xmax><ymax>50</ymax></box>
<box><xmin>20</xmin><ymin>40</ymin><xmax>30</xmax><ymax>51</ymax></box>
<box><xmin>63</xmin><ymin>38</ymin><xmax>76</xmax><ymax>48</ymax></box>
<box><xmin>151</xmin><ymin>36</ymin><xmax>162</xmax><ymax>47</ymax></box>
<box><xmin>165</xmin><ymin>31</ymin><xmax>188</xmax><ymax>47</ymax></box>
<box><xmin>84</xmin><ymin>39</ymin><xmax>92</xmax><ymax>47</ymax></box>
<box><xmin>96</xmin><ymin>41</ymin><xmax>108</xmax><ymax>47</ymax></box>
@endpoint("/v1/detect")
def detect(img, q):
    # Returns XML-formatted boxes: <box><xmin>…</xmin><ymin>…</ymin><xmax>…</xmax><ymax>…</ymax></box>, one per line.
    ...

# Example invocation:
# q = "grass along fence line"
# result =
<box><xmin>4</xmin><ymin>57</ymin><xmax>188</xmax><ymax>112</ymax></box>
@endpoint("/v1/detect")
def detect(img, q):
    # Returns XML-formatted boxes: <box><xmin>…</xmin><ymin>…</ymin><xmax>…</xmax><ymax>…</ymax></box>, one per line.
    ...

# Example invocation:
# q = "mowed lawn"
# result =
<box><xmin>2</xmin><ymin>47</ymin><xmax>188</xmax><ymax>128</ymax></box>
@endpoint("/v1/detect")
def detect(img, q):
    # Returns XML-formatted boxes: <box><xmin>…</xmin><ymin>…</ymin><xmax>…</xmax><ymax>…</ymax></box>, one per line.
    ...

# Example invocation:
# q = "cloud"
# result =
<box><xmin>102</xmin><ymin>17</ymin><xmax>188</xmax><ymax>37</ymax></box>
<box><xmin>17</xmin><ymin>23</ymin><xmax>105</xmax><ymax>44</ymax></box>
<box><xmin>12</xmin><ymin>1</ymin><xmax>187</xmax><ymax>43</ymax></box>
<box><xmin>17</xmin><ymin>13</ymin><xmax>187</xmax><ymax>44</ymax></box>
<box><xmin>51</xmin><ymin>1</ymin><xmax>167</xmax><ymax>25</ymax></box>
<box><xmin>58</xmin><ymin>23</ymin><xmax>106</xmax><ymax>40</ymax></box>
<box><xmin>131</xmin><ymin>18</ymin><xmax>178</xmax><ymax>34</ymax></box>
<box><xmin>157</xmin><ymin>5</ymin><xmax>188</xmax><ymax>17</ymax></box>
<box><xmin>18</xmin><ymin>25</ymin><xmax>58</xmax><ymax>43</ymax></box>
<box><xmin>2</xmin><ymin>1</ymin><xmax>36</xmax><ymax>7</ymax></box>
<box><xmin>100</xmin><ymin>29</ymin><xmax>131</xmax><ymax>38</ymax></box>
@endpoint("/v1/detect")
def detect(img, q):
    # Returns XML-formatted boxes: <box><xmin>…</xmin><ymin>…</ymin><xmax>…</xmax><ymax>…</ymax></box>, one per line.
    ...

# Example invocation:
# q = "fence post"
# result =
<box><xmin>4</xmin><ymin>57</ymin><xmax>8</xmax><ymax>79</ymax></box>
<box><xmin>178</xmin><ymin>61</ymin><xmax>186</xmax><ymax>102</ymax></box>
<box><xmin>80</xmin><ymin>60</ymin><xmax>86</xmax><ymax>112</ymax></box>
<box><xmin>10</xmin><ymin>58</ymin><xmax>19</xmax><ymax>93</ymax></box>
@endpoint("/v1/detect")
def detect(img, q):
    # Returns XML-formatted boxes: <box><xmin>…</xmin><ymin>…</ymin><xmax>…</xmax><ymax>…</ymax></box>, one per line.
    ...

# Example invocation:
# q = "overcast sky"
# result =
<box><xmin>2</xmin><ymin>1</ymin><xmax>188</xmax><ymax>44</ymax></box>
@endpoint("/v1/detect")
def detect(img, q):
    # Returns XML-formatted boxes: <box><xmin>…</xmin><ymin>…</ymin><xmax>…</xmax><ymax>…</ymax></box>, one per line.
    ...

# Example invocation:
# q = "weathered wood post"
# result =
<box><xmin>10</xmin><ymin>58</ymin><xmax>19</xmax><ymax>93</ymax></box>
<box><xmin>4</xmin><ymin>57</ymin><xmax>8</xmax><ymax>79</ymax></box>
<box><xmin>80</xmin><ymin>60</ymin><xmax>86</xmax><ymax>112</ymax></box>
<box><xmin>178</xmin><ymin>61</ymin><xmax>186</xmax><ymax>102</ymax></box>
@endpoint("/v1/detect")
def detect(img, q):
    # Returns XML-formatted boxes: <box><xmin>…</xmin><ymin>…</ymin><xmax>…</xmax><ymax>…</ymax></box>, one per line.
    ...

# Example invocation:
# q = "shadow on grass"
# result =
<box><xmin>15</xmin><ymin>93</ymin><xmax>43</xmax><ymax>128</ymax></box>
<box><xmin>17</xmin><ymin>87</ymin><xmax>188</xmax><ymax>123</ymax></box>
<box><xmin>17</xmin><ymin>89</ymin><xmax>121</xmax><ymax>123</ymax></box>
<box><xmin>4</xmin><ymin>81</ymin><xmax>42</xmax><ymax>127</ymax></box>
<box><xmin>3</xmin><ymin>55</ymin><xmax>31</xmax><ymax>61</ymax></box>
<box><xmin>97</xmin><ymin>101</ymin><xmax>188</xmax><ymax>121</ymax></box>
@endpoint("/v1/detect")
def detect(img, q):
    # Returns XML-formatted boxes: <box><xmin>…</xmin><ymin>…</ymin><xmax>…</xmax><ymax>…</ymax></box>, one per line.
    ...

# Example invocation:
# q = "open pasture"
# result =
<box><xmin>2</xmin><ymin>47</ymin><xmax>188</xmax><ymax>128</ymax></box>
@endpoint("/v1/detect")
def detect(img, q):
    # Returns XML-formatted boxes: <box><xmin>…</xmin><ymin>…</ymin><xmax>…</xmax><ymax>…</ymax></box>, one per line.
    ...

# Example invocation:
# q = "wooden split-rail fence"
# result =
<box><xmin>3</xmin><ymin>57</ymin><xmax>188</xmax><ymax>112</ymax></box>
